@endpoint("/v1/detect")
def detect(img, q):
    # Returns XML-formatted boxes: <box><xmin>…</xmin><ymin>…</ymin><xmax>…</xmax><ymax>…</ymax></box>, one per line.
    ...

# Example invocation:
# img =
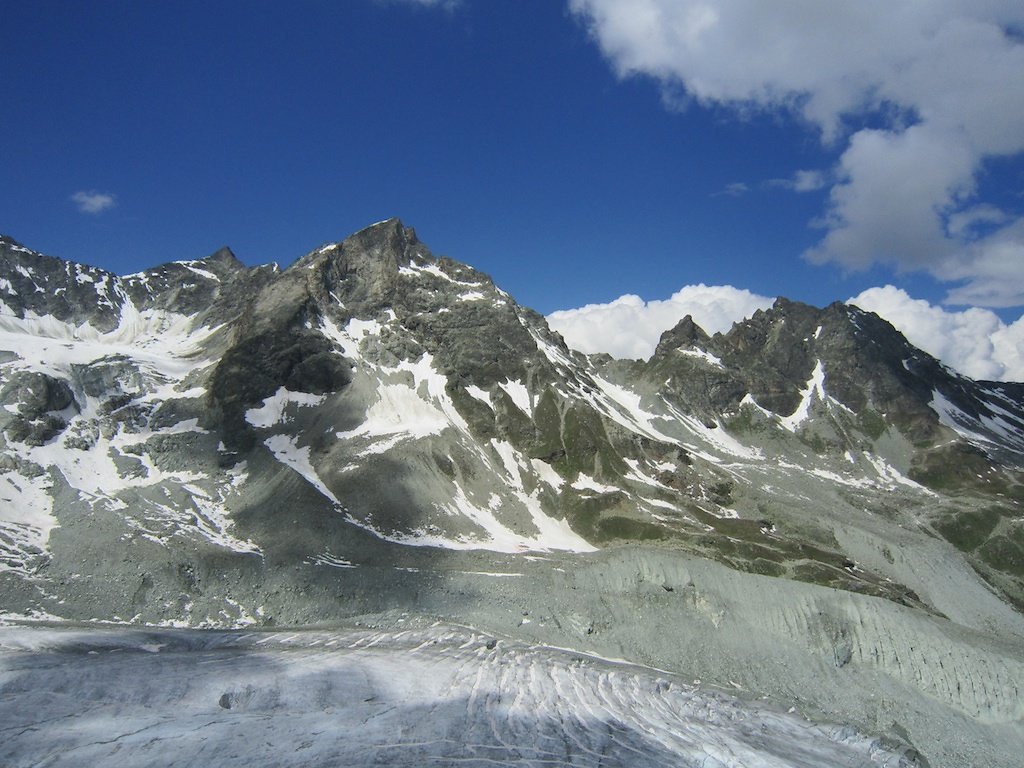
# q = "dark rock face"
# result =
<box><xmin>0</xmin><ymin>372</ymin><xmax>77</xmax><ymax>446</ymax></box>
<box><xmin>653</xmin><ymin>314</ymin><xmax>711</xmax><ymax>357</ymax></box>
<box><xmin>208</xmin><ymin>329</ymin><xmax>353</xmax><ymax>451</ymax></box>
<box><xmin>640</xmin><ymin>296</ymin><xmax>1024</xmax><ymax>459</ymax></box>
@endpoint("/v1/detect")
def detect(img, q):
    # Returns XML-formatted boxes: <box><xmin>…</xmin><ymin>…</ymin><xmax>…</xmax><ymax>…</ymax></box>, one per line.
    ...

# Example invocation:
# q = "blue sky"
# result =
<box><xmin>2</xmin><ymin>1</ymin><xmax>1023</xmax><ymax>378</ymax></box>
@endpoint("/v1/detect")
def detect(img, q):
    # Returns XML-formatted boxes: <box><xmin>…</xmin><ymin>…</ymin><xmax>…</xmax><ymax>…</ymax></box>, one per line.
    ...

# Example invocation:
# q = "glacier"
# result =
<box><xmin>0</xmin><ymin>622</ymin><xmax>917</xmax><ymax>768</ymax></box>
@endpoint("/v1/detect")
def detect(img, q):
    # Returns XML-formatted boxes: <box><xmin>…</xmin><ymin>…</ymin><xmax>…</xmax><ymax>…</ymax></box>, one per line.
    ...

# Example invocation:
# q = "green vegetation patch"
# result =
<box><xmin>528</xmin><ymin>388</ymin><xmax>564</xmax><ymax>463</ymax></box>
<box><xmin>978</xmin><ymin>536</ymin><xmax>1024</xmax><ymax>578</ymax></box>
<box><xmin>558</xmin><ymin>405</ymin><xmax>627</xmax><ymax>479</ymax></box>
<box><xmin>592</xmin><ymin>516</ymin><xmax>671</xmax><ymax>543</ymax></box>
<box><xmin>857</xmin><ymin>409</ymin><xmax>887</xmax><ymax>440</ymax></box>
<box><xmin>562</xmin><ymin>488</ymin><xmax>673</xmax><ymax>544</ymax></box>
<box><xmin>909</xmin><ymin>444</ymin><xmax>998</xmax><ymax>493</ymax></box>
<box><xmin>934</xmin><ymin>507</ymin><xmax>1002</xmax><ymax>552</ymax></box>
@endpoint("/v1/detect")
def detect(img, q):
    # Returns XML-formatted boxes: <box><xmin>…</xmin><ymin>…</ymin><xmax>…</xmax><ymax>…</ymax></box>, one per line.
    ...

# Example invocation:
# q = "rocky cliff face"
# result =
<box><xmin>1</xmin><ymin>220</ymin><xmax>1023</xmax><ymax>767</ymax></box>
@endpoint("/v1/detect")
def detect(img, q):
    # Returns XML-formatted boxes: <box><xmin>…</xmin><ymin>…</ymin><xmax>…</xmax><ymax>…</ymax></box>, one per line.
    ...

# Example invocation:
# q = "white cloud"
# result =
<box><xmin>70</xmin><ymin>190</ymin><xmax>116</xmax><ymax>214</ymax></box>
<box><xmin>546</xmin><ymin>284</ymin><xmax>773</xmax><ymax>360</ymax></box>
<box><xmin>381</xmin><ymin>0</ymin><xmax>460</xmax><ymax>9</ymax></box>
<box><xmin>791</xmin><ymin>170</ymin><xmax>827</xmax><ymax>192</ymax></box>
<box><xmin>849</xmin><ymin>285</ymin><xmax>1024</xmax><ymax>381</ymax></box>
<box><xmin>712</xmin><ymin>181</ymin><xmax>749</xmax><ymax>198</ymax></box>
<box><xmin>940</xmin><ymin>219</ymin><xmax>1024</xmax><ymax>308</ymax></box>
<box><xmin>570</xmin><ymin>0</ymin><xmax>1024</xmax><ymax>307</ymax></box>
<box><xmin>767</xmin><ymin>169</ymin><xmax>828</xmax><ymax>193</ymax></box>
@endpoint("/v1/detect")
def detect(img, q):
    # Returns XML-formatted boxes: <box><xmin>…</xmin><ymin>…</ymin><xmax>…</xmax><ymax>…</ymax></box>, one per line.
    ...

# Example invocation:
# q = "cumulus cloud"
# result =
<box><xmin>70</xmin><ymin>190</ymin><xmax>116</xmax><ymax>214</ymax></box>
<box><xmin>546</xmin><ymin>284</ymin><xmax>773</xmax><ymax>360</ymax></box>
<box><xmin>850</xmin><ymin>286</ymin><xmax>1024</xmax><ymax>381</ymax></box>
<box><xmin>569</xmin><ymin>0</ymin><xmax>1024</xmax><ymax>307</ymax></box>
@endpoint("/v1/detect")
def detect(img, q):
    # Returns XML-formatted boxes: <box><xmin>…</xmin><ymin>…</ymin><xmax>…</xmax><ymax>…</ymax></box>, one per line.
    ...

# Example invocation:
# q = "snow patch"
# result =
<box><xmin>588</xmin><ymin>375</ymin><xmax>677</xmax><ymax>444</ymax></box>
<box><xmin>779</xmin><ymin>361</ymin><xmax>826</xmax><ymax>432</ymax></box>
<box><xmin>863</xmin><ymin>454</ymin><xmax>934</xmax><ymax>494</ymax></box>
<box><xmin>572</xmin><ymin>474</ymin><xmax>620</xmax><ymax>494</ymax></box>
<box><xmin>311</xmin><ymin>552</ymin><xmax>357</xmax><ymax>569</ymax></box>
<box><xmin>350</xmin><ymin>481</ymin><xmax>594</xmax><ymax>554</ymax></box>
<box><xmin>623</xmin><ymin>458</ymin><xmax>670</xmax><ymax>489</ymax></box>
<box><xmin>188</xmin><ymin>492</ymin><xmax>262</xmax><ymax>555</ymax></box>
<box><xmin>660</xmin><ymin>399</ymin><xmax>764</xmax><ymax>462</ymax></box>
<box><xmin>641</xmin><ymin>497</ymin><xmax>679</xmax><ymax>511</ymax></box>
<box><xmin>390</xmin><ymin>353</ymin><xmax>471</xmax><ymax>436</ymax></box>
<box><xmin>246</xmin><ymin>388</ymin><xmax>327</xmax><ymax>429</ymax></box>
<box><xmin>178</xmin><ymin>263</ymin><xmax>219</xmax><ymax>282</ymax></box>
<box><xmin>498</xmin><ymin>379</ymin><xmax>531</xmax><ymax>416</ymax></box>
<box><xmin>399</xmin><ymin>261</ymin><xmax>484</xmax><ymax>289</ymax></box>
<box><xmin>398</xmin><ymin>261</ymin><xmax>452</xmax><ymax>282</ymax></box>
<box><xmin>0</xmin><ymin>471</ymin><xmax>57</xmax><ymax>575</ymax></box>
<box><xmin>677</xmin><ymin>348</ymin><xmax>724</xmax><ymax>367</ymax></box>
<box><xmin>740</xmin><ymin>393</ymin><xmax>772</xmax><ymax>416</ymax></box>
<box><xmin>264</xmin><ymin>434</ymin><xmax>341</xmax><ymax>505</ymax></box>
<box><xmin>531</xmin><ymin>459</ymin><xmax>564</xmax><ymax>490</ymax></box>
<box><xmin>929</xmin><ymin>389</ymin><xmax>1024</xmax><ymax>450</ymax></box>
<box><xmin>319</xmin><ymin>316</ymin><xmax>383</xmax><ymax>359</ymax></box>
<box><xmin>464</xmin><ymin>384</ymin><xmax>492</xmax><ymax>408</ymax></box>
<box><xmin>338</xmin><ymin>383</ymin><xmax>449</xmax><ymax>444</ymax></box>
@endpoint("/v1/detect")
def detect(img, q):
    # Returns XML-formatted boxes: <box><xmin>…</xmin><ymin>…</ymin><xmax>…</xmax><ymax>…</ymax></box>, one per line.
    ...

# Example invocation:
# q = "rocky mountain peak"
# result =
<box><xmin>633</xmin><ymin>292</ymin><xmax>1024</xmax><ymax>473</ymax></box>
<box><xmin>653</xmin><ymin>314</ymin><xmax>711</xmax><ymax>357</ymax></box>
<box><xmin>347</xmin><ymin>216</ymin><xmax>418</xmax><ymax>251</ymax></box>
<box><xmin>284</xmin><ymin>218</ymin><xmax>429</xmax><ymax>312</ymax></box>
<box><xmin>203</xmin><ymin>245</ymin><xmax>246</xmax><ymax>271</ymax></box>
<box><xmin>294</xmin><ymin>218</ymin><xmax>417</xmax><ymax>269</ymax></box>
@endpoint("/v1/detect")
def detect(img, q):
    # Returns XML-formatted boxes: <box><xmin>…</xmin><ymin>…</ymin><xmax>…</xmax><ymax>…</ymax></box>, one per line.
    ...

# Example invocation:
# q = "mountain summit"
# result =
<box><xmin>1</xmin><ymin>221</ymin><xmax>1022</xmax><ymax>767</ymax></box>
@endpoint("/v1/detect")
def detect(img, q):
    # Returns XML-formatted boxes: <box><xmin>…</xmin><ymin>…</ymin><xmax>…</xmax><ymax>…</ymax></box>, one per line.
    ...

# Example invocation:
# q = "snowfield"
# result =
<box><xmin>0</xmin><ymin>623</ymin><xmax>916</xmax><ymax>768</ymax></box>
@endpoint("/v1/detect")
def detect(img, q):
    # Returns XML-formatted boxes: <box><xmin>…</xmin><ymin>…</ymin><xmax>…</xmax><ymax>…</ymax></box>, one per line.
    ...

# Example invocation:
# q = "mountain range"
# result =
<box><xmin>1</xmin><ymin>219</ymin><xmax>1022</xmax><ymax>767</ymax></box>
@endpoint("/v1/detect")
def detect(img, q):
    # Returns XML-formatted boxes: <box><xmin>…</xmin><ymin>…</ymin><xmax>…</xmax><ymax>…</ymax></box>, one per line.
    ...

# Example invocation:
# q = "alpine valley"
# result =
<box><xmin>1</xmin><ymin>219</ymin><xmax>1022</xmax><ymax>767</ymax></box>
